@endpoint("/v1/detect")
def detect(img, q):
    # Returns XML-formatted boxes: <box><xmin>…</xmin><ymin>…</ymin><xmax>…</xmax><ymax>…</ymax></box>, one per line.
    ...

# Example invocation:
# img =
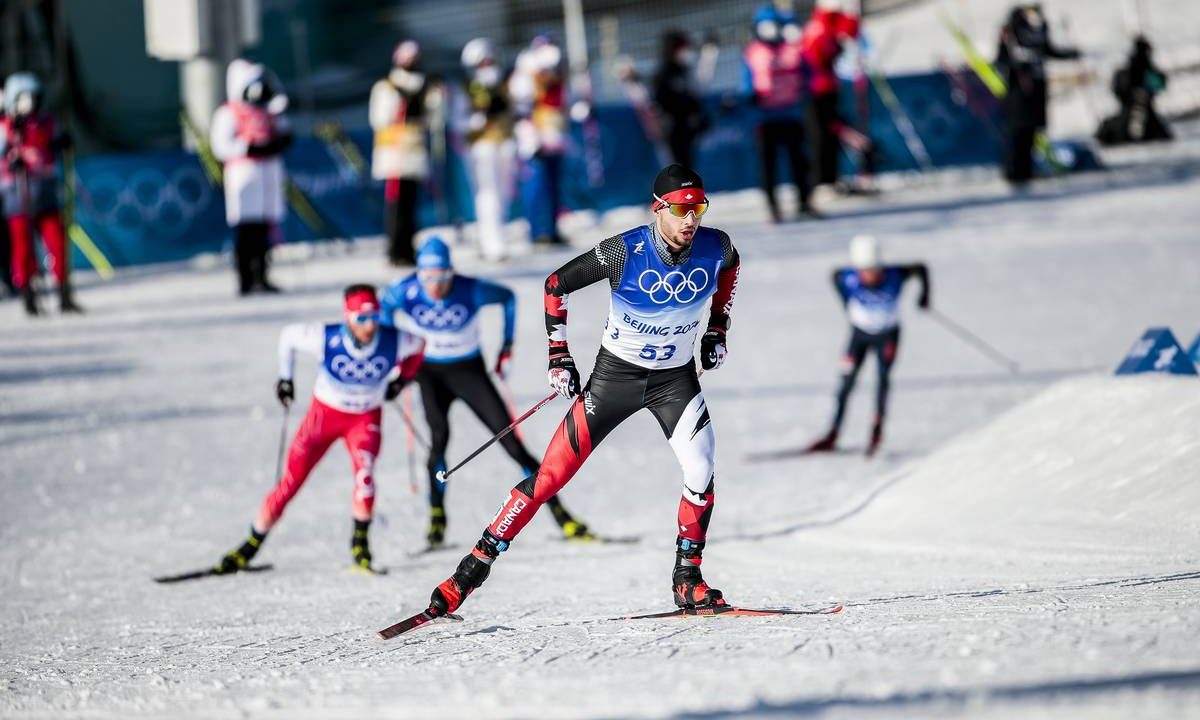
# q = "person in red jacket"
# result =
<box><xmin>0</xmin><ymin>72</ymin><xmax>81</xmax><ymax>315</ymax></box>
<box><xmin>801</xmin><ymin>0</ymin><xmax>865</xmax><ymax>188</ymax></box>
<box><xmin>742</xmin><ymin>4</ymin><xmax>818</xmax><ymax>222</ymax></box>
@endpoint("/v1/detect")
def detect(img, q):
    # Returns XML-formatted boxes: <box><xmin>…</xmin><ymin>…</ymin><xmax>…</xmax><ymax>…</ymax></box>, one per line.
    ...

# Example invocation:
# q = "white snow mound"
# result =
<box><xmin>839</xmin><ymin>374</ymin><xmax>1200</xmax><ymax>556</ymax></box>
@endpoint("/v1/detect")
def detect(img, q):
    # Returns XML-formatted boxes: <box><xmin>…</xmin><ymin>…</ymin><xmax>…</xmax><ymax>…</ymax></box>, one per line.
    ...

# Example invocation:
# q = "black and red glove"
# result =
<box><xmin>547</xmin><ymin>343</ymin><xmax>581</xmax><ymax>398</ymax></box>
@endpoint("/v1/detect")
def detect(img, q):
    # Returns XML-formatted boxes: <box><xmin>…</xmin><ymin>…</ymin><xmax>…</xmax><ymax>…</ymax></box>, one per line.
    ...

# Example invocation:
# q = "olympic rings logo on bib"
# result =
<box><xmin>412</xmin><ymin>304</ymin><xmax>469</xmax><ymax>329</ymax></box>
<box><xmin>637</xmin><ymin>268</ymin><xmax>709</xmax><ymax>304</ymax></box>
<box><xmin>330</xmin><ymin>355</ymin><xmax>391</xmax><ymax>382</ymax></box>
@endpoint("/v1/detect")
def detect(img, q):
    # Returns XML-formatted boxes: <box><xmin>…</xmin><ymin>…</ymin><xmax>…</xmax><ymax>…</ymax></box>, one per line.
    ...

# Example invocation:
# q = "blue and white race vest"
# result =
<box><xmin>381</xmin><ymin>275</ymin><xmax>515</xmax><ymax>363</ymax></box>
<box><xmin>836</xmin><ymin>267</ymin><xmax>906</xmax><ymax>334</ymax></box>
<box><xmin>314</xmin><ymin>324</ymin><xmax>400</xmax><ymax>412</ymax></box>
<box><xmin>602</xmin><ymin>226</ymin><xmax>724</xmax><ymax>370</ymax></box>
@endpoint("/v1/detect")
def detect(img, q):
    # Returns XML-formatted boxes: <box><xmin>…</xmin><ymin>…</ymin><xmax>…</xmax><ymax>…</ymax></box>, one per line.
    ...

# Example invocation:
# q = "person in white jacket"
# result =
<box><xmin>369</xmin><ymin>40</ymin><xmax>432</xmax><ymax>267</ymax></box>
<box><xmin>459</xmin><ymin>38</ymin><xmax>516</xmax><ymax>262</ymax></box>
<box><xmin>210</xmin><ymin>59</ymin><xmax>293</xmax><ymax>295</ymax></box>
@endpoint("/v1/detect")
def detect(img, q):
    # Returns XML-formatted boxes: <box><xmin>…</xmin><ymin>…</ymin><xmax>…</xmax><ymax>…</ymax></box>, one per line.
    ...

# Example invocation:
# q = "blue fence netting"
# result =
<box><xmin>69</xmin><ymin>69</ymin><xmax>1006</xmax><ymax>270</ymax></box>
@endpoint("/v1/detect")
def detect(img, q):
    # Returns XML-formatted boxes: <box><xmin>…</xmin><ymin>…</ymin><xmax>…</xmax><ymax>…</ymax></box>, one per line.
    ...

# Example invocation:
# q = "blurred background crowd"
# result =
<box><xmin>0</xmin><ymin>0</ymin><xmax>1192</xmax><ymax>314</ymax></box>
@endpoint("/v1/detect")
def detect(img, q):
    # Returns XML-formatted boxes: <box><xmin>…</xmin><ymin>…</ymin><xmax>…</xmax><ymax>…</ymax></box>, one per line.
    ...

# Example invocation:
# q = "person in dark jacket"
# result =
<box><xmin>653</xmin><ymin>30</ymin><xmax>710</xmax><ymax>170</ymax></box>
<box><xmin>994</xmin><ymin>4</ymin><xmax>1079</xmax><ymax>184</ymax></box>
<box><xmin>1096</xmin><ymin>36</ymin><xmax>1171</xmax><ymax>145</ymax></box>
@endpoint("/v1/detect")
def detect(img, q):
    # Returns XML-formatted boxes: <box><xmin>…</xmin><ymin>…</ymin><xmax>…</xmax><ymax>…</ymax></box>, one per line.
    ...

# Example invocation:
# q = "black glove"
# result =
<box><xmin>547</xmin><ymin>348</ymin><xmax>581</xmax><ymax>398</ymax></box>
<box><xmin>275</xmin><ymin>379</ymin><xmax>294</xmax><ymax>408</ymax></box>
<box><xmin>700</xmin><ymin>328</ymin><xmax>728</xmax><ymax>371</ymax></box>
<box><xmin>385</xmin><ymin>377</ymin><xmax>406</xmax><ymax>401</ymax></box>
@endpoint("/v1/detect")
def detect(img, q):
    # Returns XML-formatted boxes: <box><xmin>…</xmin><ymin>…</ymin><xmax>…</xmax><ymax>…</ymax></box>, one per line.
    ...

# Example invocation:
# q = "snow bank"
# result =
<box><xmin>838</xmin><ymin>374</ymin><xmax>1200</xmax><ymax>557</ymax></box>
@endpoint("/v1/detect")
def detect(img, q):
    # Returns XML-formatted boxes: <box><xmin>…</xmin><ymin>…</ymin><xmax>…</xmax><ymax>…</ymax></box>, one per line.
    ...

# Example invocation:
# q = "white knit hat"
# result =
<box><xmin>849</xmin><ymin>234</ymin><xmax>881</xmax><ymax>269</ymax></box>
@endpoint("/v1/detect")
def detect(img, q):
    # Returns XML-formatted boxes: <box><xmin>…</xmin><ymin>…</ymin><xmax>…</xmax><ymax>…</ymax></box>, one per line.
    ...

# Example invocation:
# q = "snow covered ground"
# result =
<box><xmin>3</xmin><ymin>123</ymin><xmax>1200</xmax><ymax>718</ymax></box>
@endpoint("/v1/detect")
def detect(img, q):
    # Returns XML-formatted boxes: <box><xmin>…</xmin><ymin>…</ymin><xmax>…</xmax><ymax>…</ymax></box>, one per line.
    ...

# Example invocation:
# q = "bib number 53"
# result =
<box><xmin>639</xmin><ymin>343</ymin><xmax>676</xmax><ymax>361</ymax></box>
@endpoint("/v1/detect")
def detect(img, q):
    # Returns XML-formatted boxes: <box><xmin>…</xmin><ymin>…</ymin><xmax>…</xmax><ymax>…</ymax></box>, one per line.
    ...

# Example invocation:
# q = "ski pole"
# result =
<box><xmin>436</xmin><ymin>392</ymin><xmax>558</xmax><ymax>482</ymax></box>
<box><xmin>274</xmin><ymin>405</ymin><xmax>291</xmax><ymax>482</ymax></box>
<box><xmin>391</xmin><ymin>395</ymin><xmax>432</xmax><ymax>451</ymax></box>
<box><xmin>926</xmin><ymin>307</ymin><xmax>1020</xmax><ymax>375</ymax></box>
<box><xmin>393</xmin><ymin>387</ymin><xmax>426</xmax><ymax>494</ymax></box>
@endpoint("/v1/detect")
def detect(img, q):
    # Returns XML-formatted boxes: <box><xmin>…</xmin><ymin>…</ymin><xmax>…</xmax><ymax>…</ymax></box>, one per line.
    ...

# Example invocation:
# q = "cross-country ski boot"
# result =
<box><xmin>215</xmin><ymin>527</ymin><xmax>266</xmax><ymax>574</ymax></box>
<box><xmin>865</xmin><ymin>418</ymin><xmax>883</xmax><ymax>458</ymax></box>
<box><xmin>672</xmin><ymin>538</ymin><xmax>727</xmax><ymax>609</ymax></box>
<box><xmin>805</xmin><ymin>428</ymin><xmax>838</xmax><ymax>453</ymax></box>
<box><xmin>548</xmin><ymin>497</ymin><xmax>596</xmax><ymax>541</ymax></box>
<box><xmin>426</xmin><ymin>506</ymin><xmax>447</xmax><ymax>549</ymax></box>
<box><xmin>351</xmin><ymin>519</ymin><xmax>384</xmax><ymax>574</ymax></box>
<box><xmin>429</xmin><ymin>531</ymin><xmax>506</xmax><ymax>617</ymax></box>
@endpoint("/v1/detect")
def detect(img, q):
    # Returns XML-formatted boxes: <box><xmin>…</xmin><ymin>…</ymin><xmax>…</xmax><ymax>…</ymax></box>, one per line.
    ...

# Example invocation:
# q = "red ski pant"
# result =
<box><xmin>484</xmin><ymin>350</ymin><xmax>716</xmax><ymax>555</ymax></box>
<box><xmin>8</xmin><ymin>212</ymin><xmax>67</xmax><ymax>290</ymax></box>
<box><xmin>255</xmin><ymin>398</ymin><xmax>382</xmax><ymax>532</ymax></box>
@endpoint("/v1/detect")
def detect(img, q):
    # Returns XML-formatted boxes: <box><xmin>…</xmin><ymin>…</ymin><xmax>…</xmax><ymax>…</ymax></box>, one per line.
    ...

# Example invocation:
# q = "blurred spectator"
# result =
<box><xmin>0</xmin><ymin>72</ymin><xmax>80</xmax><ymax>315</ymax></box>
<box><xmin>510</xmin><ymin>34</ymin><xmax>568</xmax><ymax>246</ymax></box>
<box><xmin>801</xmin><ymin>0</ymin><xmax>865</xmax><ymax>188</ymax></box>
<box><xmin>0</xmin><ymin>82</ymin><xmax>12</xmax><ymax>298</ymax></box>
<box><xmin>653</xmin><ymin>30</ymin><xmax>710</xmax><ymax>171</ymax></box>
<box><xmin>994</xmin><ymin>4</ymin><xmax>1079</xmax><ymax>184</ymax></box>
<box><xmin>370</xmin><ymin>40</ymin><xmax>432</xmax><ymax>267</ymax></box>
<box><xmin>1096</xmin><ymin>36</ymin><xmax>1172</xmax><ymax>146</ymax></box>
<box><xmin>460</xmin><ymin>38</ymin><xmax>516</xmax><ymax>262</ymax></box>
<box><xmin>742</xmin><ymin>3</ymin><xmax>817</xmax><ymax>222</ymax></box>
<box><xmin>211</xmin><ymin>59</ymin><xmax>293</xmax><ymax>295</ymax></box>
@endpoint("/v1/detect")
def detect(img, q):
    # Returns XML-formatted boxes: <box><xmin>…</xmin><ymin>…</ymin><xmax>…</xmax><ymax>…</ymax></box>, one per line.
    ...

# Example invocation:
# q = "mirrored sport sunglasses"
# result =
<box><xmin>653</xmin><ymin>193</ymin><xmax>709</xmax><ymax>218</ymax></box>
<box><xmin>348</xmin><ymin>311</ymin><xmax>381</xmax><ymax>324</ymax></box>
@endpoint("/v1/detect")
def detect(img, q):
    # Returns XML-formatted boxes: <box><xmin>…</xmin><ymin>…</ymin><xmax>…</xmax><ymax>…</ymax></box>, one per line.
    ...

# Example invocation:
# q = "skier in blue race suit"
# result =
<box><xmin>380</xmin><ymin>237</ymin><xmax>594</xmax><ymax>548</ymax></box>
<box><xmin>807</xmin><ymin>234</ymin><xmax>929</xmax><ymax>456</ymax></box>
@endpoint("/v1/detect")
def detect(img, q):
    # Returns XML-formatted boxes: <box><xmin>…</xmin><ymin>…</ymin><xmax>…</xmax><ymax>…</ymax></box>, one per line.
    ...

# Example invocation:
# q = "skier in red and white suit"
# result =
<box><xmin>210</xmin><ymin>59</ymin><xmax>293</xmax><ymax>295</ymax></box>
<box><xmin>0</xmin><ymin>72</ymin><xmax>81</xmax><ymax>315</ymax></box>
<box><xmin>216</xmin><ymin>285</ymin><xmax>424</xmax><ymax>574</ymax></box>
<box><xmin>421</xmin><ymin>163</ymin><xmax>741</xmax><ymax>617</ymax></box>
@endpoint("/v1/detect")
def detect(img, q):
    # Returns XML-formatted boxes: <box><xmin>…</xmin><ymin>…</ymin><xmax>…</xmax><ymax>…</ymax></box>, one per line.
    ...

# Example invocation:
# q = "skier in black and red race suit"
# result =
<box><xmin>807</xmin><ymin>234</ymin><xmax>929</xmax><ymax>456</ymax></box>
<box><xmin>419</xmin><ymin>164</ymin><xmax>741</xmax><ymax>617</ymax></box>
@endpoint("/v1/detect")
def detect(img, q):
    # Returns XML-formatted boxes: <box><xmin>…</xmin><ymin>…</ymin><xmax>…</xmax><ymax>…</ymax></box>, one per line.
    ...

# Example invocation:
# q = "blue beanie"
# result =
<box><xmin>416</xmin><ymin>236</ymin><xmax>452</xmax><ymax>270</ymax></box>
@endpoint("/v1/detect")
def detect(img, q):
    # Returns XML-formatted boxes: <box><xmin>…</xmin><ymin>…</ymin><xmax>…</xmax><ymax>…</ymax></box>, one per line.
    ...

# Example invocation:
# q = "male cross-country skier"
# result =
<box><xmin>807</xmin><ymin>234</ymin><xmax>928</xmax><ymax>457</ymax></box>
<box><xmin>415</xmin><ymin>163</ymin><xmax>740</xmax><ymax>618</ymax></box>
<box><xmin>215</xmin><ymin>284</ymin><xmax>424</xmax><ymax>574</ymax></box>
<box><xmin>380</xmin><ymin>237</ymin><xmax>595</xmax><ymax>548</ymax></box>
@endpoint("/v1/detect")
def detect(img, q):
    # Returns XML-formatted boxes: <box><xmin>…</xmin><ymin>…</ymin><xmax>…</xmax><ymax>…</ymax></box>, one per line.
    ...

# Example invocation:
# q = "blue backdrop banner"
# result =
<box><xmin>69</xmin><ymin>69</ymin><xmax>1008</xmax><ymax>269</ymax></box>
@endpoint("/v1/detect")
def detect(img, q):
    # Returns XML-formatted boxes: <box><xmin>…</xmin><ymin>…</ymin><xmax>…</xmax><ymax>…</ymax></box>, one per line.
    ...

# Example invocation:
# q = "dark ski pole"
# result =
<box><xmin>927</xmin><ymin>307</ymin><xmax>1020</xmax><ymax>374</ymax></box>
<box><xmin>436</xmin><ymin>392</ymin><xmax>558</xmax><ymax>482</ymax></box>
<box><xmin>274</xmin><ymin>405</ymin><xmax>290</xmax><ymax>482</ymax></box>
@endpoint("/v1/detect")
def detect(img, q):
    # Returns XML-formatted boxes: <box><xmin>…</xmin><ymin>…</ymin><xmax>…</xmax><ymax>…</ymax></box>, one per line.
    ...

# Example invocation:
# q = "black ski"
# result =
<box><xmin>561</xmin><ymin>534</ymin><xmax>640</xmax><ymax>545</ymax></box>
<box><xmin>744</xmin><ymin>447</ymin><xmax>857</xmax><ymax>462</ymax></box>
<box><xmin>620</xmin><ymin>604</ymin><xmax>843</xmax><ymax>620</ymax></box>
<box><xmin>408</xmin><ymin>543</ymin><xmax>461</xmax><ymax>558</ymax></box>
<box><xmin>377</xmin><ymin>608</ymin><xmax>463</xmax><ymax>639</ymax></box>
<box><xmin>153</xmin><ymin>564</ymin><xmax>274</xmax><ymax>584</ymax></box>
